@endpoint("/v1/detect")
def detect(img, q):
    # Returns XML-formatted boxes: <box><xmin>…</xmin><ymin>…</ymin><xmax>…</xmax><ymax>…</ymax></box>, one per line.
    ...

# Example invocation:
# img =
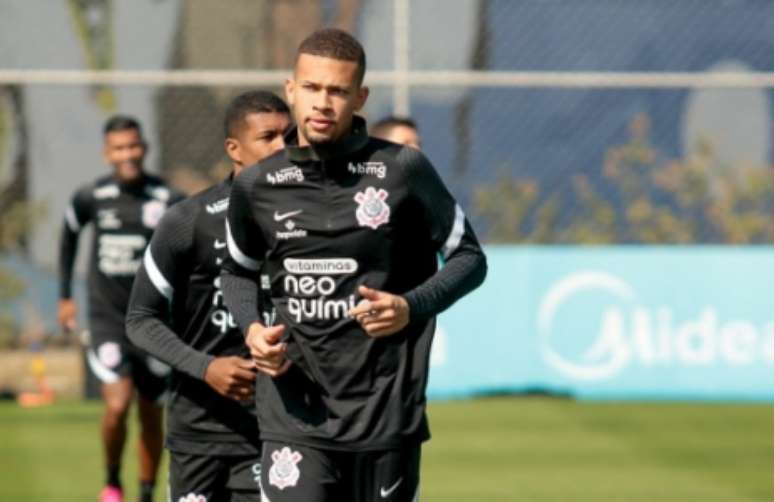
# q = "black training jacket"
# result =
<box><xmin>222</xmin><ymin>117</ymin><xmax>487</xmax><ymax>451</ymax></box>
<box><xmin>126</xmin><ymin>178</ymin><xmax>261</xmax><ymax>456</ymax></box>
<box><xmin>59</xmin><ymin>173</ymin><xmax>181</xmax><ymax>321</ymax></box>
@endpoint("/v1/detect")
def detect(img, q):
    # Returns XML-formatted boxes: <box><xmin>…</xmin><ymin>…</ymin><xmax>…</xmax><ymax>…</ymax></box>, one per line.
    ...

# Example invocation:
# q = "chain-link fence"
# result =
<box><xmin>1</xmin><ymin>0</ymin><xmax>774</xmax><ymax>343</ymax></box>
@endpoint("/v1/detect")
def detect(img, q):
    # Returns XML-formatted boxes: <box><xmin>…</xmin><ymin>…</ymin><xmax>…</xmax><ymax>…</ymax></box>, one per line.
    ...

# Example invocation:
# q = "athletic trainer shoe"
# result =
<box><xmin>99</xmin><ymin>486</ymin><xmax>123</xmax><ymax>502</ymax></box>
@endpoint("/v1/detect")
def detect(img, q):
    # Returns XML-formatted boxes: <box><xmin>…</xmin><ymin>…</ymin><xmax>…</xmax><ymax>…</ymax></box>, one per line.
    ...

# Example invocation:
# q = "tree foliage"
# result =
<box><xmin>475</xmin><ymin>114</ymin><xmax>774</xmax><ymax>244</ymax></box>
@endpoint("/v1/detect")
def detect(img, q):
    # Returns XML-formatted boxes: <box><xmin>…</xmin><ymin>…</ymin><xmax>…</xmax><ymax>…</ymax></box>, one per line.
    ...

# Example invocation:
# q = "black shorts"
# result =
<box><xmin>86</xmin><ymin>315</ymin><xmax>169</xmax><ymax>401</ymax></box>
<box><xmin>260</xmin><ymin>441</ymin><xmax>421</xmax><ymax>502</ymax></box>
<box><xmin>169</xmin><ymin>451</ymin><xmax>262</xmax><ymax>501</ymax></box>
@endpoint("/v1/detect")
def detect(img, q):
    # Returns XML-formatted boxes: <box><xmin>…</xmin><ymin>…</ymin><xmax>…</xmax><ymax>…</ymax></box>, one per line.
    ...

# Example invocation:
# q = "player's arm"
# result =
<box><xmin>351</xmin><ymin>148</ymin><xmax>487</xmax><ymax>336</ymax></box>
<box><xmin>57</xmin><ymin>187</ymin><xmax>92</xmax><ymax>331</ymax></box>
<box><xmin>400</xmin><ymin>147</ymin><xmax>487</xmax><ymax>317</ymax></box>
<box><xmin>125</xmin><ymin>205</ymin><xmax>210</xmax><ymax>377</ymax></box>
<box><xmin>221</xmin><ymin>168</ymin><xmax>289</xmax><ymax>377</ymax></box>
<box><xmin>125</xmin><ymin>205</ymin><xmax>256</xmax><ymax>400</ymax></box>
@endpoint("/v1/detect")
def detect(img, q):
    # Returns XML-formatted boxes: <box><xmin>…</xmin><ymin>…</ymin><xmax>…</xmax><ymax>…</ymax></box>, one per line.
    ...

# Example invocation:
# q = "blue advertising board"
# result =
<box><xmin>428</xmin><ymin>246</ymin><xmax>774</xmax><ymax>400</ymax></box>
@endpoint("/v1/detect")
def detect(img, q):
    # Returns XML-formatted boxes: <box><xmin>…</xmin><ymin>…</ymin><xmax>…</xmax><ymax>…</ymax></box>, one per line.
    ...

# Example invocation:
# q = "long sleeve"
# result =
<box><xmin>399</xmin><ymin>147</ymin><xmax>488</xmax><ymax>319</ymax></box>
<box><xmin>59</xmin><ymin>187</ymin><xmax>93</xmax><ymax>299</ymax></box>
<box><xmin>125</xmin><ymin>204</ymin><xmax>213</xmax><ymax>379</ymax></box>
<box><xmin>220</xmin><ymin>167</ymin><xmax>267</xmax><ymax>334</ymax></box>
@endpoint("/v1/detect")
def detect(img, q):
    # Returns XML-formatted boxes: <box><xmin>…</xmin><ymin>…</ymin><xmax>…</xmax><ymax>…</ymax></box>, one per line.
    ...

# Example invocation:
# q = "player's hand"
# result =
<box><xmin>57</xmin><ymin>299</ymin><xmax>78</xmax><ymax>333</ymax></box>
<box><xmin>204</xmin><ymin>356</ymin><xmax>257</xmax><ymax>401</ymax></box>
<box><xmin>245</xmin><ymin>323</ymin><xmax>291</xmax><ymax>377</ymax></box>
<box><xmin>348</xmin><ymin>286</ymin><xmax>410</xmax><ymax>338</ymax></box>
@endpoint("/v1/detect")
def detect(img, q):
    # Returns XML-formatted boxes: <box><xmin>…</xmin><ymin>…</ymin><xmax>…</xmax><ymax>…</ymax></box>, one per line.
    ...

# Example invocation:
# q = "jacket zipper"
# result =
<box><xmin>321</xmin><ymin>159</ymin><xmax>333</xmax><ymax>230</ymax></box>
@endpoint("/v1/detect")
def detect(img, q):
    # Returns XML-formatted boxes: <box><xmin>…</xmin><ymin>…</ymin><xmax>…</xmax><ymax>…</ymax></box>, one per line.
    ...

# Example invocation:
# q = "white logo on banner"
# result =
<box><xmin>538</xmin><ymin>271</ymin><xmax>774</xmax><ymax>381</ymax></box>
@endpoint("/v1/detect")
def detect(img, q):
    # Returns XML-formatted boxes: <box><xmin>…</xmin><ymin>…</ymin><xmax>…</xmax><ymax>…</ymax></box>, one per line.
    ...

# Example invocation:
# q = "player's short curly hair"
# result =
<box><xmin>223</xmin><ymin>91</ymin><xmax>290</xmax><ymax>138</ymax></box>
<box><xmin>371</xmin><ymin>116</ymin><xmax>418</xmax><ymax>137</ymax></box>
<box><xmin>297</xmin><ymin>28</ymin><xmax>366</xmax><ymax>85</ymax></box>
<box><xmin>103</xmin><ymin>115</ymin><xmax>142</xmax><ymax>136</ymax></box>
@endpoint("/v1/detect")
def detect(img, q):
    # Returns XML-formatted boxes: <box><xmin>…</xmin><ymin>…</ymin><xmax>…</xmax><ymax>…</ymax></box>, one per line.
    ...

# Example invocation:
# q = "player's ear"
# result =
<box><xmin>284</xmin><ymin>77</ymin><xmax>296</xmax><ymax>107</ymax></box>
<box><xmin>354</xmin><ymin>85</ymin><xmax>369</xmax><ymax>111</ymax></box>
<box><xmin>224</xmin><ymin>138</ymin><xmax>241</xmax><ymax>164</ymax></box>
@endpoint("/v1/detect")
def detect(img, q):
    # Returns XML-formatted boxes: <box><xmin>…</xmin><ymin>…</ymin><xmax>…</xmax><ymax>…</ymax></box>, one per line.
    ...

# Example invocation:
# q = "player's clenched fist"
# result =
<box><xmin>245</xmin><ymin>323</ymin><xmax>291</xmax><ymax>377</ymax></box>
<box><xmin>348</xmin><ymin>285</ymin><xmax>410</xmax><ymax>338</ymax></box>
<box><xmin>204</xmin><ymin>356</ymin><xmax>257</xmax><ymax>401</ymax></box>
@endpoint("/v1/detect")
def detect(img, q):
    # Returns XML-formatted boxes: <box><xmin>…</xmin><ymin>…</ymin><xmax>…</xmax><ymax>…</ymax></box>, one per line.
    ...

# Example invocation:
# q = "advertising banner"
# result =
<box><xmin>429</xmin><ymin>246</ymin><xmax>774</xmax><ymax>400</ymax></box>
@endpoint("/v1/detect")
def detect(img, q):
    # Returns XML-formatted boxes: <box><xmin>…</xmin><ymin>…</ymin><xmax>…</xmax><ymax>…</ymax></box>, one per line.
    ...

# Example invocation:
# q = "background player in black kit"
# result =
<box><xmin>221</xmin><ymin>29</ymin><xmax>487</xmax><ymax>502</ymax></box>
<box><xmin>58</xmin><ymin>116</ymin><xmax>183</xmax><ymax>502</ymax></box>
<box><xmin>126</xmin><ymin>92</ymin><xmax>291</xmax><ymax>501</ymax></box>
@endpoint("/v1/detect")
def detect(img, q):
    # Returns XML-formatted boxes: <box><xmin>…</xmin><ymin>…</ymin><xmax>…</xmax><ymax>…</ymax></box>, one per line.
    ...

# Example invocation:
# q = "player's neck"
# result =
<box><xmin>289</xmin><ymin>117</ymin><xmax>368</xmax><ymax>162</ymax></box>
<box><xmin>297</xmin><ymin>127</ymin><xmax>311</xmax><ymax>147</ymax></box>
<box><xmin>114</xmin><ymin>172</ymin><xmax>145</xmax><ymax>188</ymax></box>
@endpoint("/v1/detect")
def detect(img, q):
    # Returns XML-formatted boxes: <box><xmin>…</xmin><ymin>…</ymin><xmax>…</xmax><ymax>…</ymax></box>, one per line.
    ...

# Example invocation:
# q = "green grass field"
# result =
<box><xmin>2</xmin><ymin>397</ymin><xmax>774</xmax><ymax>501</ymax></box>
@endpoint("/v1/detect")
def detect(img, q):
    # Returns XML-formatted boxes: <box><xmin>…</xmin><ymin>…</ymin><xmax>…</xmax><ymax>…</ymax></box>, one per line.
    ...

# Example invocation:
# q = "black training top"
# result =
<box><xmin>126</xmin><ymin>178</ymin><xmax>261</xmax><ymax>456</ymax></box>
<box><xmin>221</xmin><ymin>116</ymin><xmax>487</xmax><ymax>451</ymax></box>
<box><xmin>59</xmin><ymin>173</ymin><xmax>182</xmax><ymax>321</ymax></box>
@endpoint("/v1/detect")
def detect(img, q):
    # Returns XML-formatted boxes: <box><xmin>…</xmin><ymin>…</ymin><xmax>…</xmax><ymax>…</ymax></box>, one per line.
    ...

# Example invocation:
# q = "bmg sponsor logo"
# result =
<box><xmin>538</xmin><ymin>271</ymin><xmax>774</xmax><ymax>381</ymax></box>
<box><xmin>348</xmin><ymin>161</ymin><xmax>386</xmax><ymax>179</ymax></box>
<box><xmin>267</xmin><ymin>166</ymin><xmax>304</xmax><ymax>185</ymax></box>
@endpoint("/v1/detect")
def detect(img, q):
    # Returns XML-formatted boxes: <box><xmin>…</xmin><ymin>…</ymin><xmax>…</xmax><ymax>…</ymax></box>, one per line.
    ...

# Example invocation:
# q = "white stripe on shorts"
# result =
<box><xmin>86</xmin><ymin>348</ymin><xmax>120</xmax><ymax>384</ymax></box>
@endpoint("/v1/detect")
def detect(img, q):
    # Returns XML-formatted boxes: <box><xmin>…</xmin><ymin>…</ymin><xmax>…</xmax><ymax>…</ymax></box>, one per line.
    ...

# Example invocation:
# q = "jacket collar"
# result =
<box><xmin>284</xmin><ymin>115</ymin><xmax>369</xmax><ymax>163</ymax></box>
<box><xmin>116</xmin><ymin>172</ymin><xmax>149</xmax><ymax>194</ymax></box>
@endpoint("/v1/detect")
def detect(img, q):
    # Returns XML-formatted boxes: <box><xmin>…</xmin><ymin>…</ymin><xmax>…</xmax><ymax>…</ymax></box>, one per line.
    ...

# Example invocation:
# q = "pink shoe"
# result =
<box><xmin>99</xmin><ymin>486</ymin><xmax>123</xmax><ymax>502</ymax></box>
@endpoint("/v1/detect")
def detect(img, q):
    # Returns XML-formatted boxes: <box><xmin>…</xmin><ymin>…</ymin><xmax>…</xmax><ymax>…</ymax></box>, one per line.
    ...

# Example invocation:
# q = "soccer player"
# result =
<box><xmin>125</xmin><ymin>91</ymin><xmax>291</xmax><ymax>501</ymax></box>
<box><xmin>221</xmin><ymin>29</ymin><xmax>487</xmax><ymax>502</ymax></box>
<box><xmin>58</xmin><ymin>116</ymin><xmax>182</xmax><ymax>502</ymax></box>
<box><xmin>370</xmin><ymin>116</ymin><xmax>422</xmax><ymax>150</ymax></box>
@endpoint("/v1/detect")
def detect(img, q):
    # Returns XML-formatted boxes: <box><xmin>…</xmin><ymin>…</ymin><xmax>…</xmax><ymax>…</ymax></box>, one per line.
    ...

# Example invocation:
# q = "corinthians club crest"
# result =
<box><xmin>178</xmin><ymin>494</ymin><xmax>206</xmax><ymax>502</ymax></box>
<box><xmin>142</xmin><ymin>200</ymin><xmax>166</xmax><ymax>228</ymax></box>
<box><xmin>354</xmin><ymin>187</ymin><xmax>390</xmax><ymax>230</ymax></box>
<box><xmin>268</xmin><ymin>447</ymin><xmax>303</xmax><ymax>490</ymax></box>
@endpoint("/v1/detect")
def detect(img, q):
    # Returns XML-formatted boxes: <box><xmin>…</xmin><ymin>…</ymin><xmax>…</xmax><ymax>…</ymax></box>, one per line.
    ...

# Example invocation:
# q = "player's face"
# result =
<box><xmin>225</xmin><ymin>111</ymin><xmax>291</xmax><ymax>174</ymax></box>
<box><xmin>379</xmin><ymin>125</ymin><xmax>421</xmax><ymax>150</ymax></box>
<box><xmin>285</xmin><ymin>54</ymin><xmax>369</xmax><ymax>147</ymax></box>
<box><xmin>103</xmin><ymin>128</ymin><xmax>146</xmax><ymax>183</ymax></box>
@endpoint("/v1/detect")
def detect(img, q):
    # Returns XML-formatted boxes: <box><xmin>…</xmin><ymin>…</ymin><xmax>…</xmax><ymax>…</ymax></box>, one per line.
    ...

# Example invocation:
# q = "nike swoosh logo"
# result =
<box><xmin>214</xmin><ymin>239</ymin><xmax>227</xmax><ymax>249</ymax></box>
<box><xmin>380</xmin><ymin>478</ymin><xmax>403</xmax><ymax>498</ymax></box>
<box><xmin>274</xmin><ymin>210</ymin><xmax>303</xmax><ymax>221</ymax></box>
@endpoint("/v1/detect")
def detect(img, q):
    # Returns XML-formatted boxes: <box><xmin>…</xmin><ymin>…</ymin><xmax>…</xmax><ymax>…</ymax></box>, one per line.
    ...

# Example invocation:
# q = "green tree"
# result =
<box><xmin>474</xmin><ymin>113</ymin><xmax>774</xmax><ymax>244</ymax></box>
<box><xmin>0</xmin><ymin>88</ymin><xmax>43</xmax><ymax>346</ymax></box>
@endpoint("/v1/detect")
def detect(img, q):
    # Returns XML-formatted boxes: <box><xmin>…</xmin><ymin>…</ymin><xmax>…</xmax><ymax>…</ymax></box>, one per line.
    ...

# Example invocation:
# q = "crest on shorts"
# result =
<box><xmin>268</xmin><ymin>447</ymin><xmax>303</xmax><ymax>490</ymax></box>
<box><xmin>98</xmin><ymin>342</ymin><xmax>121</xmax><ymax>369</ymax></box>
<box><xmin>142</xmin><ymin>200</ymin><xmax>166</xmax><ymax>228</ymax></box>
<box><xmin>178</xmin><ymin>494</ymin><xmax>206</xmax><ymax>502</ymax></box>
<box><xmin>354</xmin><ymin>187</ymin><xmax>390</xmax><ymax>230</ymax></box>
